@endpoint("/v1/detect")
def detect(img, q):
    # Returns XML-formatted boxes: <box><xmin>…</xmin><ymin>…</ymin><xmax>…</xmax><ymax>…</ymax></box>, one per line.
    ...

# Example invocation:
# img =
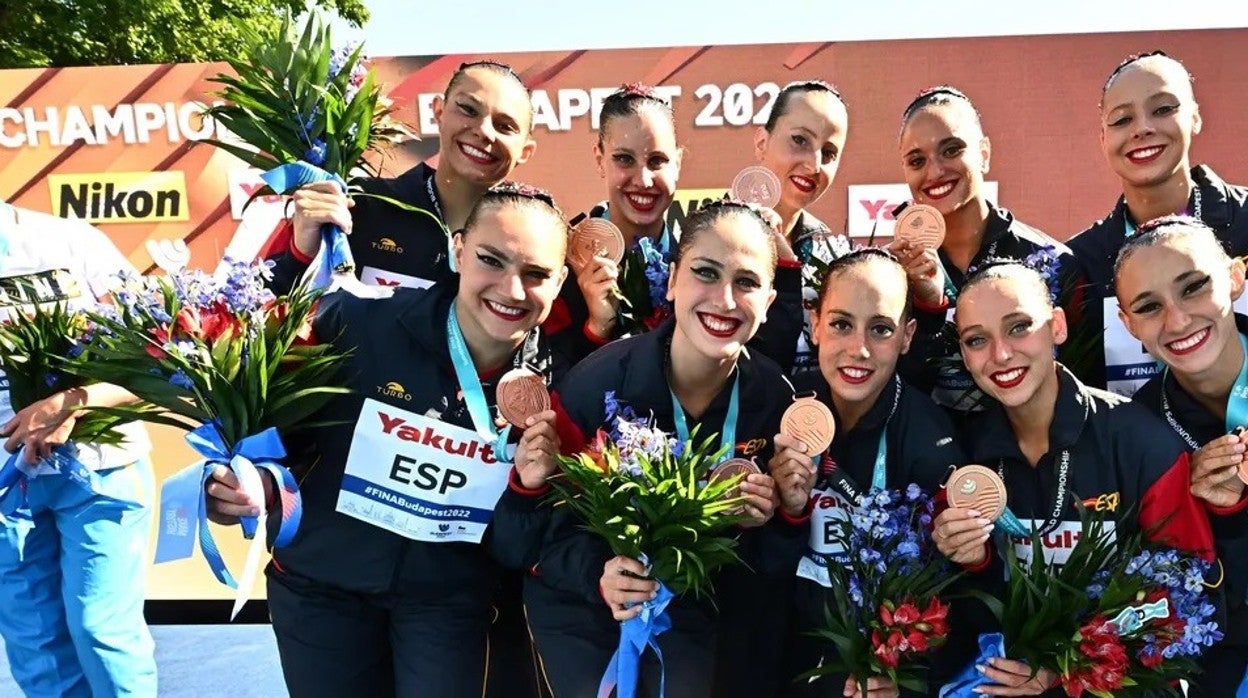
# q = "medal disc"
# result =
<box><xmin>893</xmin><ymin>203</ymin><xmax>946</xmax><ymax>250</ymax></box>
<box><xmin>781</xmin><ymin>397</ymin><xmax>836</xmax><ymax>454</ymax></box>
<box><xmin>709</xmin><ymin>458</ymin><xmax>762</xmax><ymax>505</ymax></box>
<box><xmin>496</xmin><ymin>369</ymin><xmax>550</xmax><ymax>429</ymax></box>
<box><xmin>567</xmin><ymin>218</ymin><xmax>626</xmax><ymax>272</ymax></box>
<box><xmin>730</xmin><ymin>166</ymin><xmax>782</xmax><ymax>209</ymax></box>
<box><xmin>946</xmin><ymin>464</ymin><xmax>1007</xmax><ymax>521</ymax></box>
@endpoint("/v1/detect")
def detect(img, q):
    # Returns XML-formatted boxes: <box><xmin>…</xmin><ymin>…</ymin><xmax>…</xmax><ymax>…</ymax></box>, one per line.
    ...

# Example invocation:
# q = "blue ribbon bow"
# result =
<box><xmin>153</xmin><ymin>423</ymin><xmax>301</xmax><ymax>589</ymax></box>
<box><xmin>940</xmin><ymin>632</ymin><xmax>1009</xmax><ymax>697</ymax></box>
<box><xmin>597</xmin><ymin>582</ymin><xmax>675</xmax><ymax>698</ymax></box>
<box><xmin>261</xmin><ymin>162</ymin><xmax>354</xmax><ymax>289</ymax></box>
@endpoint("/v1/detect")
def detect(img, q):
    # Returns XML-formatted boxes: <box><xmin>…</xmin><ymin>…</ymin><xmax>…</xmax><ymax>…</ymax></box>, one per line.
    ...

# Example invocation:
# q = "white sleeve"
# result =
<box><xmin>74</xmin><ymin>221</ymin><xmax>137</xmax><ymax>297</ymax></box>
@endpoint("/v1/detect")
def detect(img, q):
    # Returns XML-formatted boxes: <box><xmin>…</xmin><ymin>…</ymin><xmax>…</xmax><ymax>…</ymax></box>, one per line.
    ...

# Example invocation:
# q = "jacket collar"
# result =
<box><xmin>973</xmin><ymin>363</ymin><xmax>1091</xmax><ymax>463</ymax></box>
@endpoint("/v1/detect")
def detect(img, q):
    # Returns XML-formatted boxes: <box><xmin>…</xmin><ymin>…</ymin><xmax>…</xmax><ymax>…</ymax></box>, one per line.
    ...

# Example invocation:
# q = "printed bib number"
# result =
<box><xmin>796</xmin><ymin>488</ymin><xmax>852</xmax><ymax>587</ymax></box>
<box><xmin>336</xmin><ymin>398</ymin><xmax>512</xmax><ymax>543</ymax></box>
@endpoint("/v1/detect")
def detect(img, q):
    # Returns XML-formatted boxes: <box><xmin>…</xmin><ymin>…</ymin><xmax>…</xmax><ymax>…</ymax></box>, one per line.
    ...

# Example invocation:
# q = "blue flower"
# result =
<box><xmin>303</xmin><ymin>139</ymin><xmax>328</xmax><ymax>167</ymax></box>
<box><xmin>170</xmin><ymin>370</ymin><xmax>194</xmax><ymax>390</ymax></box>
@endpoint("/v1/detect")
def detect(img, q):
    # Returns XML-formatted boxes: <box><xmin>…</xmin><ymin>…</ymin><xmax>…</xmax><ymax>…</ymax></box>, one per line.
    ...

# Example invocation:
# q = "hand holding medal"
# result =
<box><xmin>566</xmin><ymin>218</ymin><xmax>626</xmax><ymax>274</ymax></box>
<box><xmin>932</xmin><ymin>464</ymin><xmax>1002</xmax><ymax>566</ymax></box>
<box><xmin>887</xmin><ymin>202</ymin><xmax>949</xmax><ymax>307</ymax></box>
<box><xmin>497</xmin><ymin>369</ymin><xmax>560</xmax><ymax>490</ymax></box>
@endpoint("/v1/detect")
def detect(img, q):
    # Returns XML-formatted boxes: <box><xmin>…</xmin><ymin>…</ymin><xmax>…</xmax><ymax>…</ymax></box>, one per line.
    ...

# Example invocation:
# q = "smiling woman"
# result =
<box><xmin>205</xmin><ymin>183</ymin><xmax>572</xmax><ymax>698</ymax></box>
<box><xmin>1068</xmin><ymin>51</ymin><xmax>1248</xmax><ymax>397</ymax></box>
<box><xmin>1114</xmin><ymin>216</ymin><xmax>1248</xmax><ymax>694</ymax></box>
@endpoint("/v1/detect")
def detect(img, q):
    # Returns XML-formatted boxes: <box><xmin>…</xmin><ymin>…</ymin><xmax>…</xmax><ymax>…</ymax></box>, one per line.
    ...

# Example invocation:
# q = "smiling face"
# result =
<box><xmin>1100</xmin><ymin>56</ymin><xmax>1201</xmax><ymax>191</ymax></box>
<box><xmin>434</xmin><ymin>66</ymin><xmax>537</xmax><ymax>187</ymax></box>
<box><xmin>594</xmin><ymin>107</ymin><xmax>682</xmax><ymax>235</ymax></box>
<box><xmin>1116</xmin><ymin>231</ymin><xmax>1245</xmax><ymax>380</ymax></box>
<box><xmin>956</xmin><ymin>269</ymin><xmax>1067</xmax><ymax>410</ymax></box>
<box><xmin>899</xmin><ymin>101</ymin><xmax>991</xmax><ymax>218</ymax></box>
<box><xmin>812</xmin><ymin>256</ymin><xmax>915</xmax><ymax>410</ymax></box>
<box><xmin>452</xmin><ymin>201</ymin><xmax>568</xmax><ymax>355</ymax></box>
<box><xmin>666</xmin><ymin>210</ymin><xmax>777</xmax><ymax>363</ymax></box>
<box><xmin>755</xmin><ymin>89</ymin><xmax>848</xmax><ymax>215</ymax></box>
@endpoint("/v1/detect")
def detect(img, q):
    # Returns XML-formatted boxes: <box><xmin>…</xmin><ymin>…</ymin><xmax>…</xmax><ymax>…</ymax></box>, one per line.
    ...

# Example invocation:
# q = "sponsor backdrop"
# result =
<box><xmin>2</xmin><ymin>29</ymin><xmax>1246</xmax><ymax>603</ymax></box>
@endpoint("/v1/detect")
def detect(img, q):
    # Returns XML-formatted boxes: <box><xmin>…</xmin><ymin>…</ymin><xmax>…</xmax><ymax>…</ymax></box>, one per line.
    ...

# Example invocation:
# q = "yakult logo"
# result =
<box><xmin>377</xmin><ymin>411</ymin><xmax>498</xmax><ymax>465</ymax></box>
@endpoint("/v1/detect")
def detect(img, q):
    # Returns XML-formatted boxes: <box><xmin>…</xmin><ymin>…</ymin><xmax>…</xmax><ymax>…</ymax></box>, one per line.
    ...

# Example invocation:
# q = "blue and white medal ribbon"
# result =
<box><xmin>669</xmin><ymin>372</ymin><xmax>740</xmax><ymax>465</ymax></box>
<box><xmin>446</xmin><ymin>301</ymin><xmax>514</xmax><ymax>464</ymax></box>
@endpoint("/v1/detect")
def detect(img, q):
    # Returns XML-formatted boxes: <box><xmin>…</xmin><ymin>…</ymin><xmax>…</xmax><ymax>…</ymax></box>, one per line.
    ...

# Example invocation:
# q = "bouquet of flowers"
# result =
<box><xmin>550</xmin><ymin>392</ymin><xmax>746</xmax><ymax>598</ymax></box>
<box><xmin>65</xmin><ymin>259</ymin><xmax>350</xmax><ymax>607</ymax></box>
<box><xmin>805</xmin><ymin>485</ymin><xmax>959</xmax><ymax>695</ymax></box>
<box><xmin>615</xmin><ymin>237</ymin><xmax>674</xmax><ymax>335</ymax></box>
<box><xmin>0</xmin><ymin>300</ymin><xmax>154</xmax><ymax>491</ymax></box>
<box><xmin>944</xmin><ymin>510</ymin><xmax>1220</xmax><ymax>697</ymax></box>
<box><xmin>202</xmin><ymin>12</ymin><xmax>418</xmax><ymax>289</ymax></box>
<box><xmin>550</xmin><ymin>392</ymin><xmax>749</xmax><ymax>698</ymax></box>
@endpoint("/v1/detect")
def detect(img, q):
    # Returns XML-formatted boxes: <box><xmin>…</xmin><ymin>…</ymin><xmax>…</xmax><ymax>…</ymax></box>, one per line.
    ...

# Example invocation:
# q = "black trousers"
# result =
<box><xmin>268</xmin><ymin>566</ymin><xmax>492</xmax><ymax>698</ymax></box>
<box><xmin>525</xmin><ymin>579</ymin><xmax>715</xmax><ymax>698</ymax></box>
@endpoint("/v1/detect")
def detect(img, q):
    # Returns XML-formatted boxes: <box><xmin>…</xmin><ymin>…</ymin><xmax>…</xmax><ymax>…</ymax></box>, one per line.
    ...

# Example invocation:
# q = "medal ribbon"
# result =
<box><xmin>994</xmin><ymin>450</ymin><xmax>1070</xmax><ymax>538</ymax></box>
<box><xmin>1159</xmin><ymin>333</ymin><xmax>1248</xmax><ymax>450</ymax></box>
<box><xmin>823</xmin><ymin>376</ymin><xmax>900</xmax><ymax>500</ymax></box>
<box><xmin>446</xmin><ymin>301</ymin><xmax>514</xmax><ymax>464</ymax></box>
<box><xmin>670</xmin><ymin>373</ymin><xmax>740</xmax><ymax>465</ymax></box>
<box><xmin>1124</xmin><ymin>185</ymin><xmax>1203</xmax><ymax>239</ymax></box>
<box><xmin>425</xmin><ymin>174</ymin><xmax>456</xmax><ymax>273</ymax></box>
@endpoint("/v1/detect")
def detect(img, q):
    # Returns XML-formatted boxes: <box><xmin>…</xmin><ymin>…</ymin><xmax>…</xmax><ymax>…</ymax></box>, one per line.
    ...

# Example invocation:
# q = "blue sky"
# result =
<box><xmin>332</xmin><ymin>0</ymin><xmax>1248</xmax><ymax>56</ymax></box>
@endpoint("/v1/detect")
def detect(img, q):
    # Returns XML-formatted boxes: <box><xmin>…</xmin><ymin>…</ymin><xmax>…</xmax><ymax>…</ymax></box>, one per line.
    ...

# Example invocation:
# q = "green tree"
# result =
<box><xmin>0</xmin><ymin>0</ymin><xmax>369</xmax><ymax>68</ymax></box>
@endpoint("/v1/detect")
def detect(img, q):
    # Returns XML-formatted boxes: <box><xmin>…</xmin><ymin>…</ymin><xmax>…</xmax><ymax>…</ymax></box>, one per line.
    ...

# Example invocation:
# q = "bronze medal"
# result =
<box><xmin>946</xmin><ymin>465</ymin><xmax>1008</xmax><ymax>521</ymax></box>
<box><xmin>495</xmin><ymin>368</ymin><xmax>550</xmax><ymax>429</ymax></box>
<box><xmin>709</xmin><ymin>458</ymin><xmax>762</xmax><ymax>506</ymax></box>
<box><xmin>781</xmin><ymin>397</ymin><xmax>836</xmax><ymax>454</ymax></box>
<box><xmin>567</xmin><ymin>218</ymin><xmax>626</xmax><ymax>273</ymax></box>
<box><xmin>730</xmin><ymin>166</ymin><xmax>782</xmax><ymax>209</ymax></box>
<box><xmin>893</xmin><ymin>203</ymin><xmax>946</xmax><ymax>250</ymax></box>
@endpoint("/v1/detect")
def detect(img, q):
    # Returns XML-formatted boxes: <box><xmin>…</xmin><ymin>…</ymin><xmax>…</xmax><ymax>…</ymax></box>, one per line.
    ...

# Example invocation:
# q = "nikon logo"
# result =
<box><xmin>372</xmin><ymin>237</ymin><xmax>403</xmax><ymax>253</ymax></box>
<box><xmin>377</xmin><ymin>381</ymin><xmax>412</xmax><ymax>401</ymax></box>
<box><xmin>49</xmin><ymin>171</ymin><xmax>188</xmax><ymax>223</ymax></box>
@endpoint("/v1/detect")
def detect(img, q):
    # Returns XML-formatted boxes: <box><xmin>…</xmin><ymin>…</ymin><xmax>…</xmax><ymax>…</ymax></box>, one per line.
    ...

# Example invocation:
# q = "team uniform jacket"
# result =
<box><xmin>898</xmin><ymin>204</ymin><xmax>1094</xmax><ymax>413</ymax></box>
<box><xmin>552</xmin><ymin>202</ymin><xmax>805</xmax><ymax>373</ymax></box>
<box><xmin>1133</xmin><ymin>314</ymin><xmax>1248</xmax><ymax>687</ymax></box>
<box><xmin>525</xmin><ymin>319</ymin><xmax>806</xmax><ymax>698</ymax></box>
<box><xmin>1068</xmin><ymin>165</ymin><xmax>1248</xmax><ymax>393</ymax></box>
<box><xmin>267</xmin><ymin>163</ymin><xmax>455</xmax><ymax>293</ymax></box>
<box><xmin>965</xmin><ymin>365</ymin><xmax>1221</xmax><ymax>561</ymax></box>
<box><xmin>784</xmin><ymin>372</ymin><xmax>967</xmax><ymax>697</ymax></box>
<box><xmin>270</xmin><ymin>280</ymin><xmax>553</xmax><ymax>599</ymax></box>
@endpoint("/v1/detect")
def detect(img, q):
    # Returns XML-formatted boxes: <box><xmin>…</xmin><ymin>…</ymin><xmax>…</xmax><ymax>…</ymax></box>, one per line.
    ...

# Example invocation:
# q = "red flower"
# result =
<box><xmin>643</xmin><ymin>306</ymin><xmax>671</xmax><ymax>331</ymax></box>
<box><xmin>586</xmin><ymin>429</ymin><xmax>611</xmax><ymax>472</ymax></box>
<box><xmin>871</xmin><ymin>630</ymin><xmax>900</xmax><ymax>669</ymax></box>
<box><xmin>265</xmin><ymin>300</ymin><xmax>315</xmax><ymax>345</ymax></box>
<box><xmin>891</xmin><ymin>602</ymin><xmax>920</xmax><ymax>626</ymax></box>
<box><xmin>145</xmin><ymin>326</ymin><xmax>170</xmax><ymax>359</ymax></box>
<box><xmin>918</xmin><ymin>598</ymin><xmax>949</xmax><ymax>637</ymax></box>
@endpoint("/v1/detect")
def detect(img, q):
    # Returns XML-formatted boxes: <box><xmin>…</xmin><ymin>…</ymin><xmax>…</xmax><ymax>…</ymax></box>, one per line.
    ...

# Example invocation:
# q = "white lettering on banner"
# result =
<box><xmin>1105</xmin><ymin>294</ymin><xmax>1248</xmax><ymax>396</ymax></box>
<box><xmin>359</xmin><ymin>267</ymin><xmax>433</xmax><ymax>290</ymax></box>
<box><xmin>0</xmin><ymin>102</ymin><xmax>225</xmax><ymax>149</ymax></box>
<box><xmin>336</xmin><ymin>398</ymin><xmax>512</xmax><ymax>543</ymax></box>
<box><xmin>796</xmin><ymin>487</ymin><xmax>852</xmax><ymax>588</ymax></box>
<box><xmin>1008</xmin><ymin>520</ymin><xmax>1116</xmax><ymax>568</ymax></box>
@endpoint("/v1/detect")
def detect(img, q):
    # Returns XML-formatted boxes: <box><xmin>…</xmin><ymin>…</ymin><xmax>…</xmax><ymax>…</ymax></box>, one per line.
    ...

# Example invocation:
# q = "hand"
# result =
<box><xmin>888</xmin><ymin>238</ymin><xmax>946</xmax><ymax>307</ymax></box>
<box><xmin>600</xmin><ymin>555</ymin><xmax>658</xmax><ymax>621</ymax></box>
<box><xmin>768</xmin><ymin>433</ymin><xmax>816</xmax><ymax>517</ymax></box>
<box><xmin>204</xmin><ymin>464</ymin><xmax>275</xmax><ymax>525</ymax></box>
<box><xmin>738</xmin><ymin>473</ymin><xmax>778</xmax><ymax>527</ymax></box>
<box><xmin>513</xmin><ymin>410</ymin><xmax>561</xmax><ymax>489</ymax></box>
<box><xmin>932</xmin><ymin>506</ymin><xmax>993</xmax><ymax>566</ymax></box>
<box><xmin>975</xmin><ymin>658</ymin><xmax>1057</xmax><ymax>696</ymax></box>
<box><xmin>1190</xmin><ymin>433</ymin><xmax>1247</xmax><ymax>508</ymax></box>
<box><xmin>843</xmin><ymin>675</ymin><xmax>900</xmax><ymax>698</ymax></box>
<box><xmin>575</xmin><ymin>256</ymin><xmax>620</xmax><ymax>338</ymax></box>
<box><xmin>0</xmin><ymin>389</ymin><xmax>84</xmax><ymax>464</ymax></box>
<box><xmin>758</xmin><ymin>207</ymin><xmax>798</xmax><ymax>263</ymax></box>
<box><xmin>291</xmin><ymin>181</ymin><xmax>353</xmax><ymax>258</ymax></box>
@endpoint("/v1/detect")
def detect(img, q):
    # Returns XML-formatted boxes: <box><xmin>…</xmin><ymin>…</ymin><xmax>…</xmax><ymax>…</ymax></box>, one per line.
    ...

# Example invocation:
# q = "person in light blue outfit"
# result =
<box><xmin>0</xmin><ymin>203</ymin><xmax>156</xmax><ymax>698</ymax></box>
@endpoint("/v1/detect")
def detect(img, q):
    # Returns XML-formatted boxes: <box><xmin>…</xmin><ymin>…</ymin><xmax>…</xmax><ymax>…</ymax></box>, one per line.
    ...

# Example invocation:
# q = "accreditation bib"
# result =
<box><xmin>1004</xmin><ymin>519</ymin><xmax>1116</xmax><ymax>569</ymax></box>
<box><xmin>336</xmin><ymin>398</ymin><xmax>513</xmax><ymax>544</ymax></box>
<box><xmin>795</xmin><ymin>488</ymin><xmax>851</xmax><ymax>588</ymax></box>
